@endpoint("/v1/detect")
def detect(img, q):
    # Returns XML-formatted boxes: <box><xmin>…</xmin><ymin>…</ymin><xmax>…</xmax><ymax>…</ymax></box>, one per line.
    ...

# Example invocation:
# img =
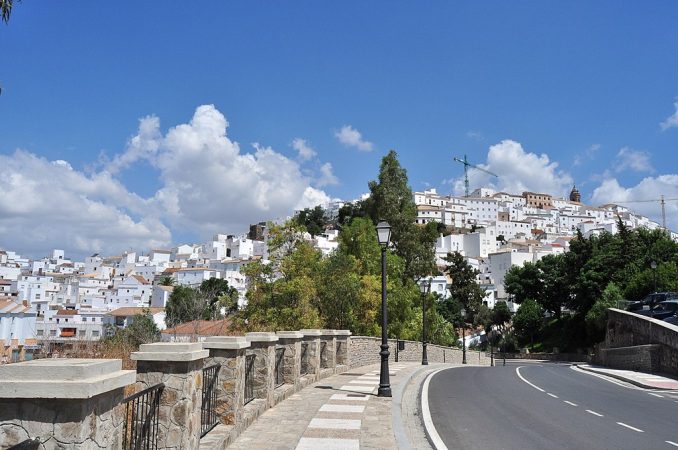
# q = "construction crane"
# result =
<box><xmin>608</xmin><ymin>195</ymin><xmax>678</xmax><ymax>231</ymax></box>
<box><xmin>453</xmin><ymin>154</ymin><xmax>499</xmax><ymax>197</ymax></box>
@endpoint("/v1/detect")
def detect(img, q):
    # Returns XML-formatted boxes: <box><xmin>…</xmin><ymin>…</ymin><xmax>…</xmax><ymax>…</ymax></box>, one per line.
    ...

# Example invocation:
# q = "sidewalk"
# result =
<box><xmin>577</xmin><ymin>364</ymin><xmax>678</xmax><ymax>390</ymax></box>
<box><xmin>226</xmin><ymin>361</ymin><xmax>447</xmax><ymax>450</ymax></box>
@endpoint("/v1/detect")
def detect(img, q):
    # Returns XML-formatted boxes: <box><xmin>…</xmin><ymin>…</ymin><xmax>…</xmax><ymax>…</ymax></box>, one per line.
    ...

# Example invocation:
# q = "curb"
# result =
<box><xmin>574</xmin><ymin>364</ymin><xmax>677</xmax><ymax>391</ymax></box>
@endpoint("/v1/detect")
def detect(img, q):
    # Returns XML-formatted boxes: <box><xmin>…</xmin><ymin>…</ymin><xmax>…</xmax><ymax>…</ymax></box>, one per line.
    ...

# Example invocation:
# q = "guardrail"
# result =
<box><xmin>275</xmin><ymin>348</ymin><xmax>285</xmax><ymax>387</ymax></box>
<box><xmin>300</xmin><ymin>342</ymin><xmax>309</xmax><ymax>375</ymax></box>
<box><xmin>123</xmin><ymin>383</ymin><xmax>164</xmax><ymax>450</ymax></box>
<box><xmin>244</xmin><ymin>354</ymin><xmax>255</xmax><ymax>405</ymax></box>
<box><xmin>201</xmin><ymin>364</ymin><xmax>220</xmax><ymax>437</ymax></box>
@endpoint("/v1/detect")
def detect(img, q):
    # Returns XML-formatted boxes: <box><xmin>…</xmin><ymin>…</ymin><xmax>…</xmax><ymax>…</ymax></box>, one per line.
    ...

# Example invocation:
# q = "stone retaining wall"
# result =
<box><xmin>349</xmin><ymin>336</ymin><xmax>491</xmax><ymax>367</ymax></box>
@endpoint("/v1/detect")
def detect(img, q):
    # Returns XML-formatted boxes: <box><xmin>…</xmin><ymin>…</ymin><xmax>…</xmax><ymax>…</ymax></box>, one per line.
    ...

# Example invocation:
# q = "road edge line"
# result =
<box><xmin>573</xmin><ymin>364</ymin><xmax>674</xmax><ymax>391</ymax></box>
<box><xmin>420</xmin><ymin>367</ymin><xmax>450</xmax><ymax>450</ymax></box>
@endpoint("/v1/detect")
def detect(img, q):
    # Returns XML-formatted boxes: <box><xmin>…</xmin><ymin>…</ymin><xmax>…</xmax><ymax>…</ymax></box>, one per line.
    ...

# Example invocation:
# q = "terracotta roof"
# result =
<box><xmin>162</xmin><ymin>268</ymin><xmax>180</xmax><ymax>274</ymax></box>
<box><xmin>107</xmin><ymin>307</ymin><xmax>164</xmax><ymax>317</ymax></box>
<box><xmin>0</xmin><ymin>280</ymin><xmax>12</xmax><ymax>285</ymax></box>
<box><xmin>161</xmin><ymin>319</ymin><xmax>235</xmax><ymax>337</ymax></box>
<box><xmin>131</xmin><ymin>275</ymin><xmax>150</xmax><ymax>285</ymax></box>
<box><xmin>0</xmin><ymin>299</ymin><xmax>31</xmax><ymax>314</ymax></box>
<box><xmin>156</xmin><ymin>285</ymin><xmax>174</xmax><ymax>292</ymax></box>
<box><xmin>56</xmin><ymin>309</ymin><xmax>78</xmax><ymax>316</ymax></box>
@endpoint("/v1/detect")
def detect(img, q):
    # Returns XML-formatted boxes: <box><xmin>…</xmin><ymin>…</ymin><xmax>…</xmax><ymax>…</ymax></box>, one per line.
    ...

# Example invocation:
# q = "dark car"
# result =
<box><xmin>626</xmin><ymin>292</ymin><xmax>678</xmax><ymax>312</ymax></box>
<box><xmin>635</xmin><ymin>300</ymin><xmax>678</xmax><ymax>320</ymax></box>
<box><xmin>663</xmin><ymin>314</ymin><xmax>678</xmax><ymax>326</ymax></box>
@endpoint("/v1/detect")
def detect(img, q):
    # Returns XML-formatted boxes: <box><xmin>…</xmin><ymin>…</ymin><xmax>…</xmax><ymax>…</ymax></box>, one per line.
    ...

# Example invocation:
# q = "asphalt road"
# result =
<box><xmin>427</xmin><ymin>362</ymin><xmax>678</xmax><ymax>450</ymax></box>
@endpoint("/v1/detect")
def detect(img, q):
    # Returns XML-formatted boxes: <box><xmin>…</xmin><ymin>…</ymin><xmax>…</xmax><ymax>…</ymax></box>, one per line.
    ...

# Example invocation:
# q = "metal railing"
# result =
<box><xmin>123</xmin><ymin>383</ymin><xmax>164</xmax><ymax>450</ymax></box>
<box><xmin>244</xmin><ymin>354</ymin><xmax>255</xmax><ymax>405</ymax></box>
<box><xmin>300</xmin><ymin>342</ymin><xmax>309</xmax><ymax>375</ymax></box>
<box><xmin>201</xmin><ymin>364</ymin><xmax>220</xmax><ymax>437</ymax></box>
<box><xmin>336</xmin><ymin>341</ymin><xmax>342</xmax><ymax>364</ymax></box>
<box><xmin>275</xmin><ymin>347</ymin><xmax>285</xmax><ymax>387</ymax></box>
<box><xmin>320</xmin><ymin>341</ymin><xmax>327</xmax><ymax>368</ymax></box>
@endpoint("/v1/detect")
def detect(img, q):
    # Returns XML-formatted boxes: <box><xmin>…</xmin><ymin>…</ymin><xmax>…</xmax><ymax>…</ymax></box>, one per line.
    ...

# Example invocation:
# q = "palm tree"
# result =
<box><xmin>159</xmin><ymin>276</ymin><xmax>175</xmax><ymax>287</ymax></box>
<box><xmin>1</xmin><ymin>0</ymin><xmax>19</xmax><ymax>24</ymax></box>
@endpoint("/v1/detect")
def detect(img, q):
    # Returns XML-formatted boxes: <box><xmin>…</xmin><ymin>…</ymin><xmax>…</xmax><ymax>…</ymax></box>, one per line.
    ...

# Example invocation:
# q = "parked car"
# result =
<box><xmin>626</xmin><ymin>292</ymin><xmax>678</xmax><ymax>312</ymax></box>
<box><xmin>663</xmin><ymin>314</ymin><xmax>678</xmax><ymax>326</ymax></box>
<box><xmin>634</xmin><ymin>300</ymin><xmax>678</xmax><ymax>320</ymax></box>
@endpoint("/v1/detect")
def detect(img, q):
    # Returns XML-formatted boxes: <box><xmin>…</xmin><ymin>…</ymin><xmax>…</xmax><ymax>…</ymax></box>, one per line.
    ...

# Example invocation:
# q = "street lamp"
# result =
<box><xmin>651</xmin><ymin>260</ymin><xmax>658</xmax><ymax>293</ymax></box>
<box><xmin>460</xmin><ymin>308</ymin><xmax>467</xmax><ymax>365</ymax></box>
<box><xmin>419</xmin><ymin>277</ymin><xmax>431</xmax><ymax>365</ymax></box>
<box><xmin>376</xmin><ymin>221</ymin><xmax>392</xmax><ymax>397</ymax></box>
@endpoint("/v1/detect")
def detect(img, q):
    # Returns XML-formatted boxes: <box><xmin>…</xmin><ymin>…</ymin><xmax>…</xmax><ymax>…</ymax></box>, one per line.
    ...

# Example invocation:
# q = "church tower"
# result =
<box><xmin>569</xmin><ymin>185</ymin><xmax>581</xmax><ymax>203</ymax></box>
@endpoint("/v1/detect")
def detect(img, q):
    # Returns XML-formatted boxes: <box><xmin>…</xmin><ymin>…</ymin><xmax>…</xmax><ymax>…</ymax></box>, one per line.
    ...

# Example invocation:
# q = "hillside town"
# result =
<box><xmin>0</xmin><ymin>186</ymin><xmax>672</xmax><ymax>363</ymax></box>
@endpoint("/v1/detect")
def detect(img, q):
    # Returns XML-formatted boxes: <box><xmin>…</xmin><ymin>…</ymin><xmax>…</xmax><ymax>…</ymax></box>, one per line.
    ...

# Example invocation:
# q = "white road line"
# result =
<box><xmin>564</xmin><ymin>400</ymin><xmax>578</xmax><ymax>406</ymax></box>
<box><xmin>296</xmin><ymin>437</ymin><xmax>360</xmax><ymax>450</ymax></box>
<box><xmin>666</xmin><ymin>440</ymin><xmax>678</xmax><ymax>447</ymax></box>
<box><xmin>421</xmin><ymin>368</ymin><xmax>450</xmax><ymax>450</ymax></box>
<box><xmin>586</xmin><ymin>409</ymin><xmax>603</xmax><ymax>417</ymax></box>
<box><xmin>649</xmin><ymin>393</ymin><xmax>665</xmax><ymax>398</ymax></box>
<box><xmin>515</xmin><ymin>367</ymin><xmax>545</xmax><ymax>392</ymax></box>
<box><xmin>570</xmin><ymin>365</ymin><xmax>643</xmax><ymax>390</ymax></box>
<box><xmin>617</xmin><ymin>422</ymin><xmax>644</xmax><ymax>432</ymax></box>
<box><xmin>308</xmin><ymin>418</ymin><xmax>361</xmax><ymax>430</ymax></box>
<box><xmin>547</xmin><ymin>393</ymin><xmax>559</xmax><ymax>398</ymax></box>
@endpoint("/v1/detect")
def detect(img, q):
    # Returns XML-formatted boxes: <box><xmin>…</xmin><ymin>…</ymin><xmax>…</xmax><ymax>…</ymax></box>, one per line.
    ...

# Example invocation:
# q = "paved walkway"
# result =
<box><xmin>227</xmin><ymin>362</ymin><xmax>429</xmax><ymax>450</ymax></box>
<box><xmin>577</xmin><ymin>364</ymin><xmax>678</xmax><ymax>390</ymax></box>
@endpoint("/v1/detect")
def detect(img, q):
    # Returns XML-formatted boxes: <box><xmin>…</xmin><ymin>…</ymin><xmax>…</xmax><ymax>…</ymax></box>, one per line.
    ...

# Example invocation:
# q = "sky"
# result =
<box><xmin>1</xmin><ymin>2</ymin><xmax>678</xmax><ymax>259</ymax></box>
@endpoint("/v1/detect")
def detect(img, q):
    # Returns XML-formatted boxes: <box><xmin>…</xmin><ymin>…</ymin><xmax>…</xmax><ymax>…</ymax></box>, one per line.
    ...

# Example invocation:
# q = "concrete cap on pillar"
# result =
<box><xmin>203</xmin><ymin>336</ymin><xmax>251</xmax><ymax>350</ymax></box>
<box><xmin>0</xmin><ymin>358</ymin><xmax>135</xmax><ymax>399</ymax></box>
<box><xmin>131</xmin><ymin>342</ymin><xmax>209</xmax><ymax>362</ymax></box>
<box><xmin>245</xmin><ymin>332</ymin><xmax>279</xmax><ymax>343</ymax></box>
<box><xmin>300</xmin><ymin>329</ymin><xmax>323</xmax><ymax>337</ymax></box>
<box><xmin>334</xmin><ymin>330</ymin><xmax>352</xmax><ymax>336</ymax></box>
<box><xmin>276</xmin><ymin>331</ymin><xmax>304</xmax><ymax>339</ymax></box>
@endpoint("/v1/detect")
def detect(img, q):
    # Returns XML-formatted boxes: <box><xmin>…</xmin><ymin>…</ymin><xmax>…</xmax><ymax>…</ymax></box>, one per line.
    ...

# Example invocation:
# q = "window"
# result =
<box><xmin>92</xmin><ymin>330</ymin><xmax>100</xmax><ymax>338</ymax></box>
<box><xmin>79</xmin><ymin>330</ymin><xmax>86</xmax><ymax>337</ymax></box>
<box><xmin>37</xmin><ymin>329</ymin><xmax>44</xmax><ymax>336</ymax></box>
<box><xmin>50</xmin><ymin>330</ymin><xmax>57</xmax><ymax>336</ymax></box>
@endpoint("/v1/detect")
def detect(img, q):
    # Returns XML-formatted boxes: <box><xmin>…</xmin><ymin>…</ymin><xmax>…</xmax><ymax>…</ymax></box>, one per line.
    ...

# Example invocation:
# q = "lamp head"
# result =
<box><xmin>651</xmin><ymin>260</ymin><xmax>657</xmax><ymax>270</ymax></box>
<box><xmin>376</xmin><ymin>221</ymin><xmax>392</xmax><ymax>247</ymax></box>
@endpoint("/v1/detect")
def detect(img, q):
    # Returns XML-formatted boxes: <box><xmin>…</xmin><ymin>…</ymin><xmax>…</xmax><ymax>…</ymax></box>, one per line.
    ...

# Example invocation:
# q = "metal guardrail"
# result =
<box><xmin>336</xmin><ymin>341</ymin><xmax>342</xmax><ymax>362</ymax></box>
<box><xmin>201</xmin><ymin>364</ymin><xmax>220</xmax><ymax>437</ymax></box>
<box><xmin>123</xmin><ymin>383</ymin><xmax>164</xmax><ymax>450</ymax></box>
<box><xmin>300</xmin><ymin>342</ymin><xmax>309</xmax><ymax>375</ymax></box>
<box><xmin>244</xmin><ymin>354</ymin><xmax>255</xmax><ymax>405</ymax></box>
<box><xmin>275</xmin><ymin>348</ymin><xmax>285</xmax><ymax>387</ymax></box>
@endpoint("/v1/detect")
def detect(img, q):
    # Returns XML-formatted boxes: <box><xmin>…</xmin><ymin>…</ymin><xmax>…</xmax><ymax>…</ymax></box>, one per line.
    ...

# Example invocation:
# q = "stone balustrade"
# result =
<box><xmin>0</xmin><ymin>329</ymin><xmax>483</xmax><ymax>449</ymax></box>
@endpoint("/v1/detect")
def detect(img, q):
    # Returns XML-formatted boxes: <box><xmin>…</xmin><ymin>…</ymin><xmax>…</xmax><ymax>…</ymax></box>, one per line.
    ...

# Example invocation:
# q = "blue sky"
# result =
<box><xmin>1</xmin><ymin>2</ymin><xmax>678</xmax><ymax>258</ymax></box>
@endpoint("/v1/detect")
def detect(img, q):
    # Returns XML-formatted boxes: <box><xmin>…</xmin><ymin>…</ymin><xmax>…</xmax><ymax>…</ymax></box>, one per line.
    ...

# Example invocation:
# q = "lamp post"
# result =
<box><xmin>651</xmin><ymin>260</ymin><xmax>658</xmax><ymax>293</ymax></box>
<box><xmin>419</xmin><ymin>277</ymin><xmax>431</xmax><ymax>365</ymax></box>
<box><xmin>376</xmin><ymin>221</ymin><xmax>392</xmax><ymax>397</ymax></box>
<box><xmin>460</xmin><ymin>308</ymin><xmax>467</xmax><ymax>365</ymax></box>
<box><xmin>650</xmin><ymin>260</ymin><xmax>657</xmax><ymax>345</ymax></box>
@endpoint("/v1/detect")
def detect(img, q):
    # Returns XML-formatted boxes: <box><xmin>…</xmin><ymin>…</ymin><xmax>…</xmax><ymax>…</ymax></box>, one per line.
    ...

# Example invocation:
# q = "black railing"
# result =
<box><xmin>300</xmin><ymin>342</ymin><xmax>309</xmax><ymax>375</ymax></box>
<box><xmin>275</xmin><ymin>347</ymin><xmax>285</xmax><ymax>387</ymax></box>
<box><xmin>123</xmin><ymin>383</ymin><xmax>164</xmax><ymax>450</ymax></box>
<box><xmin>201</xmin><ymin>364</ymin><xmax>220</xmax><ymax>437</ymax></box>
<box><xmin>244</xmin><ymin>354</ymin><xmax>255</xmax><ymax>405</ymax></box>
<box><xmin>336</xmin><ymin>341</ymin><xmax>342</xmax><ymax>364</ymax></box>
<box><xmin>320</xmin><ymin>341</ymin><xmax>327</xmax><ymax>368</ymax></box>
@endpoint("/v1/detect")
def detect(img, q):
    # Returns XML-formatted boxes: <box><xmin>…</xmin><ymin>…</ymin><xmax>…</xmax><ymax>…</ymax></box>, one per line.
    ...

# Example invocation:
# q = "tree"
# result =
<box><xmin>105</xmin><ymin>309</ymin><xmax>160</xmax><ymax>348</ymax></box>
<box><xmin>294</xmin><ymin>206</ymin><xmax>328</xmax><ymax>237</ymax></box>
<box><xmin>512</xmin><ymin>299</ymin><xmax>543</xmax><ymax>349</ymax></box>
<box><xmin>159</xmin><ymin>276</ymin><xmax>175</xmax><ymax>286</ymax></box>
<box><xmin>165</xmin><ymin>285</ymin><xmax>204</xmax><ymax>327</ymax></box>
<box><xmin>585</xmin><ymin>282</ymin><xmax>622</xmax><ymax>341</ymax></box>
<box><xmin>492</xmin><ymin>301</ymin><xmax>512</xmax><ymax>329</ymax></box>
<box><xmin>504</xmin><ymin>262</ymin><xmax>543</xmax><ymax>305</ymax></box>
<box><xmin>199</xmin><ymin>278</ymin><xmax>238</xmax><ymax>318</ymax></box>
<box><xmin>441</xmin><ymin>252</ymin><xmax>486</xmax><ymax>323</ymax></box>
<box><xmin>1</xmin><ymin>0</ymin><xmax>19</xmax><ymax>24</ymax></box>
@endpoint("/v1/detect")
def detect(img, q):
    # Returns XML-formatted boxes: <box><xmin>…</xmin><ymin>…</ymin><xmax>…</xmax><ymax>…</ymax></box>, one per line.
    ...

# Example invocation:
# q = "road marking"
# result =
<box><xmin>308</xmin><ymin>418</ymin><xmax>361</xmax><ymax>430</ymax></box>
<box><xmin>666</xmin><ymin>441</ymin><xmax>678</xmax><ymax>447</ymax></box>
<box><xmin>421</xmin><ymin>368</ymin><xmax>450</xmax><ymax>450</ymax></box>
<box><xmin>617</xmin><ymin>422</ymin><xmax>644</xmax><ymax>432</ymax></box>
<box><xmin>515</xmin><ymin>367</ymin><xmax>545</xmax><ymax>392</ymax></box>
<box><xmin>547</xmin><ymin>393</ymin><xmax>559</xmax><ymax>398</ymax></box>
<box><xmin>564</xmin><ymin>400</ymin><xmax>578</xmax><ymax>406</ymax></box>
<box><xmin>586</xmin><ymin>410</ymin><xmax>603</xmax><ymax>417</ymax></box>
<box><xmin>570</xmin><ymin>365</ymin><xmax>643</xmax><ymax>390</ymax></box>
<box><xmin>649</xmin><ymin>393</ymin><xmax>665</xmax><ymax>398</ymax></box>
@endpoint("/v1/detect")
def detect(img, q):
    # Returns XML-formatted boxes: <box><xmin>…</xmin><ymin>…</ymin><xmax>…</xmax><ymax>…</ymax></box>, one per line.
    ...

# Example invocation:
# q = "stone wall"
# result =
<box><xmin>501</xmin><ymin>352</ymin><xmax>589</xmax><ymax>362</ymax></box>
<box><xmin>596</xmin><ymin>308</ymin><xmax>678</xmax><ymax>376</ymax></box>
<box><xmin>349</xmin><ymin>336</ymin><xmax>491</xmax><ymax>367</ymax></box>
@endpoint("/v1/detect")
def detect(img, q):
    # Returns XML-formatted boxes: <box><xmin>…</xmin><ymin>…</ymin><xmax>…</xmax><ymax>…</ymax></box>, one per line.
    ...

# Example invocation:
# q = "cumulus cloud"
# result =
<box><xmin>660</xmin><ymin>100</ymin><xmax>678</xmax><ymax>131</ymax></box>
<box><xmin>291</xmin><ymin>138</ymin><xmax>317</xmax><ymax>161</ymax></box>
<box><xmin>573</xmin><ymin>144</ymin><xmax>600</xmax><ymax>167</ymax></box>
<box><xmin>590</xmin><ymin>175</ymin><xmax>678</xmax><ymax>230</ymax></box>
<box><xmin>334</xmin><ymin>125</ymin><xmax>374</xmax><ymax>152</ymax></box>
<box><xmin>451</xmin><ymin>140</ymin><xmax>573</xmax><ymax>197</ymax></box>
<box><xmin>0</xmin><ymin>150</ymin><xmax>171</xmax><ymax>257</ymax></box>
<box><xmin>613</xmin><ymin>147</ymin><xmax>654</xmax><ymax>173</ymax></box>
<box><xmin>1</xmin><ymin>104</ymin><xmax>332</xmax><ymax>257</ymax></box>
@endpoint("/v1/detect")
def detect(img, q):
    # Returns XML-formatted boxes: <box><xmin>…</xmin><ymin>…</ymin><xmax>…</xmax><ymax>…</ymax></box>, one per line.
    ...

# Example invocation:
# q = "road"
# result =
<box><xmin>426</xmin><ymin>362</ymin><xmax>678</xmax><ymax>450</ymax></box>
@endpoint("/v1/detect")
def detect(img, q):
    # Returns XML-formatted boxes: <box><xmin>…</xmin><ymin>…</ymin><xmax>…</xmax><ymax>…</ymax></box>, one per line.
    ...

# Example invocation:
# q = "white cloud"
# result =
<box><xmin>590</xmin><ymin>175</ymin><xmax>678</xmax><ymax>230</ymax></box>
<box><xmin>613</xmin><ymin>147</ymin><xmax>653</xmax><ymax>173</ymax></box>
<box><xmin>660</xmin><ymin>100</ymin><xmax>678</xmax><ymax>131</ymax></box>
<box><xmin>573</xmin><ymin>144</ymin><xmax>600</xmax><ymax>166</ymax></box>
<box><xmin>451</xmin><ymin>140</ymin><xmax>573</xmax><ymax>197</ymax></box>
<box><xmin>334</xmin><ymin>125</ymin><xmax>374</xmax><ymax>152</ymax></box>
<box><xmin>0</xmin><ymin>150</ymin><xmax>171</xmax><ymax>257</ymax></box>
<box><xmin>291</xmin><ymin>138</ymin><xmax>317</xmax><ymax>161</ymax></box>
<box><xmin>0</xmin><ymin>105</ymin><xmax>332</xmax><ymax>257</ymax></box>
<box><xmin>316</xmin><ymin>162</ymin><xmax>339</xmax><ymax>187</ymax></box>
<box><xmin>466</xmin><ymin>131</ymin><xmax>484</xmax><ymax>141</ymax></box>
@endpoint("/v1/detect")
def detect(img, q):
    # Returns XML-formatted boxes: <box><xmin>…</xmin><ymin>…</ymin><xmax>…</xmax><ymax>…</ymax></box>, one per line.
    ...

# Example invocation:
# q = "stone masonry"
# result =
<box><xmin>245</xmin><ymin>332</ymin><xmax>278</xmax><ymax>408</ymax></box>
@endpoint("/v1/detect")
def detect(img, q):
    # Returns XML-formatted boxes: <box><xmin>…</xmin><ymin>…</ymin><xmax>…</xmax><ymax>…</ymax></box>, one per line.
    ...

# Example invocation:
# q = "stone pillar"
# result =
<box><xmin>131</xmin><ymin>342</ymin><xmax>208</xmax><ymax>450</ymax></box>
<box><xmin>335</xmin><ymin>330</ymin><xmax>352</xmax><ymax>368</ymax></box>
<box><xmin>276</xmin><ymin>331</ymin><xmax>303</xmax><ymax>388</ymax></box>
<box><xmin>245</xmin><ymin>332</ymin><xmax>279</xmax><ymax>407</ymax></box>
<box><xmin>320</xmin><ymin>330</ymin><xmax>337</xmax><ymax>373</ymax></box>
<box><xmin>0</xmin><ymin>359</ymin><xmax>135</xmax><ymax>448</ymax></box>
<box><xmin>202</xmin><ymin>336</ymin><xmax>250</xmax><ymax>428</ymax></box>
<box><xmin>300</xmin><ymin>329</ymin><xmax>322</xmax><ymax>379</ymax></box>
